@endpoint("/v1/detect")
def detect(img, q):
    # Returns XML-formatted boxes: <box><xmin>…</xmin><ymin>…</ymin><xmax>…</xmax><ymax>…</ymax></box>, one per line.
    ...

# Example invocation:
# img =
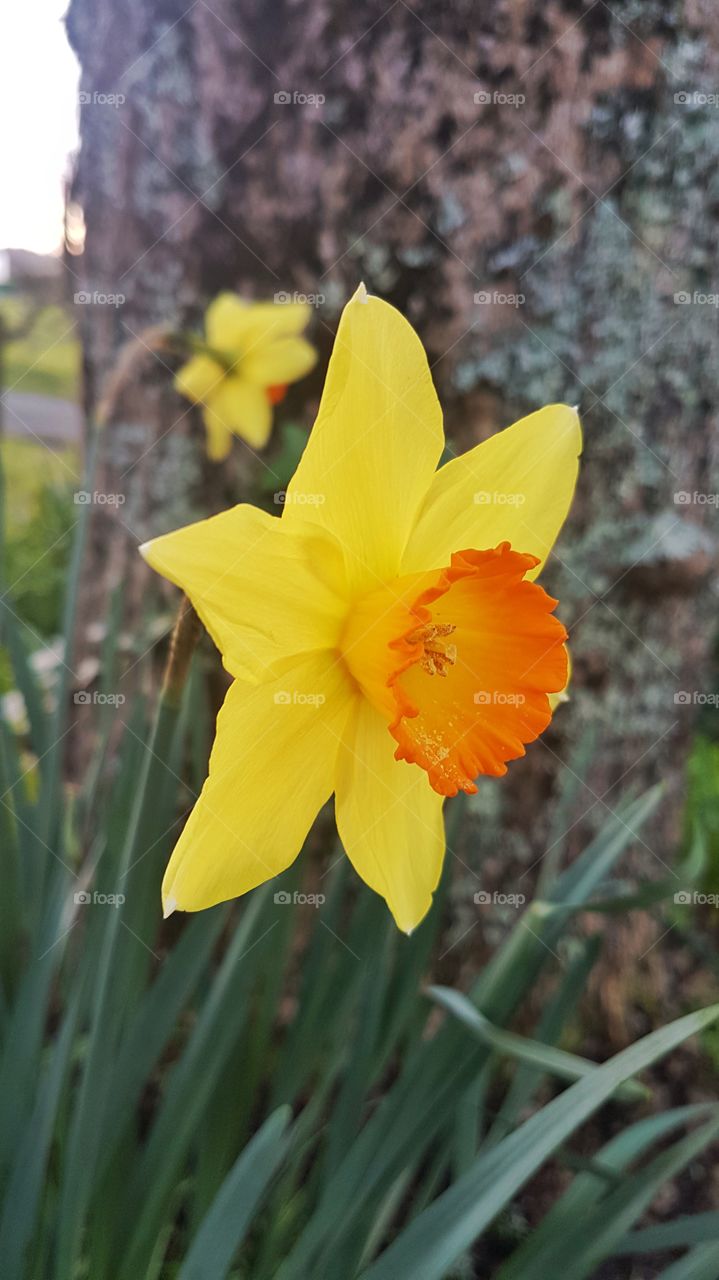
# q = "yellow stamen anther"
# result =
<box><xmin>406</xmin><ymin>621</ymin><xmax>457</xmax><ymax>677</ymax></box>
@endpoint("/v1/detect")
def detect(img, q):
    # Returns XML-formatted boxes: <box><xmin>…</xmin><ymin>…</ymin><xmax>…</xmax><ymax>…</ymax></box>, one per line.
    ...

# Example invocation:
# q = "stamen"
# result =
<box><xmin>406</xmin><ymin>621</ymin><xmax>457</xmax><ymax>677</ymax></box>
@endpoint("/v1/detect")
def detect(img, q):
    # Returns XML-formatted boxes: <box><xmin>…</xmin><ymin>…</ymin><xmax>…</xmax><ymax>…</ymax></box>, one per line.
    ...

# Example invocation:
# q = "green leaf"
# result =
<box><xmin>497</xmin><ymin>1104</ymin><xmax>716</xmax><ymax>1280</ymax></box>
<box><xmin>500</xmin><ymin>1110</ymin><xmax>719</xmax><ymax>1279</ymax></box>
<box><xmin>487</xmin><ymin>936</ymin><xmax>601</xmax><ymax>1144</ymax></box>
<box><xmin>551</xmin><ymin>786</ymin><xmax>664</xmax><ymax>908</ymax></box>
<box><xmin>116</xmin><ymin>888</ymin><xmax>281</xmax><ymax>1279</ymax></box>
<box><xmin>177</xmin><ymin>1106</ymin><xmax>292</xmax><ymax>1280</ymax></box>
<box><xmin>0</xmin><ymin>598</ymin><xmax>49</xmax><ymax>760</ymax></box>
<box><xmin>656</xmin><ymin>1244</ymin><xmax>719</xmax><ymax>1279</ymax></box>
<box><xmin>428</xmin><ymin>986</ymin><xmax>648</xmax><ymax>1102</ymax></box>
<box><xmin>55</xmin><ymin>690</ymin><xmax>184</xmax><ymax>1276</ymax></box>
<box><xmin>359</xmin><ymin>1003</ymin><xmax>719</xmax><ymax>1280</ymax></box>
<box><xmin>0</xmin><ymin>992</ymin><xmax>80</xmax><ymax>1280</ymax></box>
<box><xmin>618</xmin><ymin>1211</ymin><xmax>719</xmax><ymax>1255</ymax></box>
<box><xmin>96</xmin><ymin>910</ymin><xmax>225</xmax><ymax>1185</ymax></box>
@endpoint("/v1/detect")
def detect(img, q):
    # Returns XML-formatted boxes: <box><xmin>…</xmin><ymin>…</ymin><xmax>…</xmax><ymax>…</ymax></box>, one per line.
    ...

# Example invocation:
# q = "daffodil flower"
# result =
<box><xmin>175</xmin><ymin>293</ymin><xmax>317</xmax><ymax>460</ymax></box>
<box><xmin>142</xmin><ymin>285</ymin><xmax>581</xmax><ymax>932</ymax></box>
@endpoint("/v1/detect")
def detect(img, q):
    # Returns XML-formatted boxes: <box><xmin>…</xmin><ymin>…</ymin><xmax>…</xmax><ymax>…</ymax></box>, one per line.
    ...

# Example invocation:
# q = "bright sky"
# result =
<box><xmin>0</xmin><ymin>0</ymin><xmax>80</xmax><ymax>254</ymax></box>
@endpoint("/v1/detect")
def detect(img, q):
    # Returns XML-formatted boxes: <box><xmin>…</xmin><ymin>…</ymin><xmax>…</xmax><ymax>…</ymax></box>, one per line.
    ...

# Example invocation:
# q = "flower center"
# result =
<box><xmin>340</xmin><ymin>542</ymin><xmax>568</xmax><ymax>797</ymax></box>
<box><xmin>405</xmin><ymin>621</ymin><xmax>457</xmax><ymax>676</ymax></box>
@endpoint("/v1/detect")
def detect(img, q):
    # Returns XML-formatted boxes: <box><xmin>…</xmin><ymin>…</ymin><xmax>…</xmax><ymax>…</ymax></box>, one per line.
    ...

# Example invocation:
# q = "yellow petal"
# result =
<box><xmin>205</xmin><ymin>295</ymin><xmax>311</xmax><ymax>356</ymax></box>
<box><xmin>403</xmin><ymin>405</ymin><xmax>581</xmax><ymax>579</ymax></box>
<box><xmin>140</xmin><ymin>505</ymin><xmax>348</xmax><ymax>682</ymax></box>
<box><xmin>238</xmin><ymin>301</ymin><xmax>312</xmax><ymax>348</ymax></box>
<box><xmin>335</xmin><ymin>697</ymin><xmax>445</xmax><ymax>932</ymax></box>
<box><xmin>242</xmin><ymin>337</ymin><xmax>317</xmax><ymax>387</ymax></box>
<box><xmin>283</xmin><ymin>285</ymin><xmax>444</xmax><ymax>593</ymax></box>
<box><xmin>203</xmin><ymin>408</ymin><xmax>233</xmax><ymax>461</ymax></box>
<box><xmin>175</xmin><ymin>354</ymin><xmax>224</xmax><ymax>405</ymax></box>
<box><xmin>205</xmin><ymin>293</ymin><xmax>253</xmax><ymax>355</ymax></box>
<box><xmin>209</xmin><ymin>376</ymin><xmax>272</xmax><ymax>449</ymax></box>
<box><xmin>163</xmin><ymin>656</ymin><xmax>355</xmax><ymax>913</ymax></box>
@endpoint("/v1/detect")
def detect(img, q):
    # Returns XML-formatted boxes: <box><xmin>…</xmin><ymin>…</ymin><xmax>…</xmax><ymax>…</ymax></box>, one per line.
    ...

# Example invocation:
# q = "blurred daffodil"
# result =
<box><xmin>175</xmin><ymin>293</ymin><xmax>317</xmax><ymax>460</ymax></box>
<box><xmin>143</xmin><ymin>285</ymin><xmax>581</xmax><ymax>932</ymax></box>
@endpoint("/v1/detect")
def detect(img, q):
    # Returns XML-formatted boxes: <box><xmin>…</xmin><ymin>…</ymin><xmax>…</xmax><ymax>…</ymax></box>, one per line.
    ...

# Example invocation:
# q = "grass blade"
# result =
<box><xmin>359</xmin><ymin>1003</ymin><xmax>719</xmax><ymax>1280</ymax></box>
<box><xmin>429</xmin><ymin>985</ymin><xmax>648</xmax><ymax>1101</ymax></box>
<box><xmin>177</xmin><ymin>1105</ymin><xmax>292</xmax><ymax>1280</ymax></box>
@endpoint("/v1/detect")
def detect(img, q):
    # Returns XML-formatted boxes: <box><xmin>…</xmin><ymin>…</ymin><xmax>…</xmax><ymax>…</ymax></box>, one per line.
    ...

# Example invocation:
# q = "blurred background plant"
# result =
<box><xmin>1</xmin><ymin>442</ymin><xmax>76</xmax><ymax>644</ymax></box>
<box><xmin>0</xmin><ymin>269</ymin><xmax>80</xmax><ymax>694</ymax></box>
